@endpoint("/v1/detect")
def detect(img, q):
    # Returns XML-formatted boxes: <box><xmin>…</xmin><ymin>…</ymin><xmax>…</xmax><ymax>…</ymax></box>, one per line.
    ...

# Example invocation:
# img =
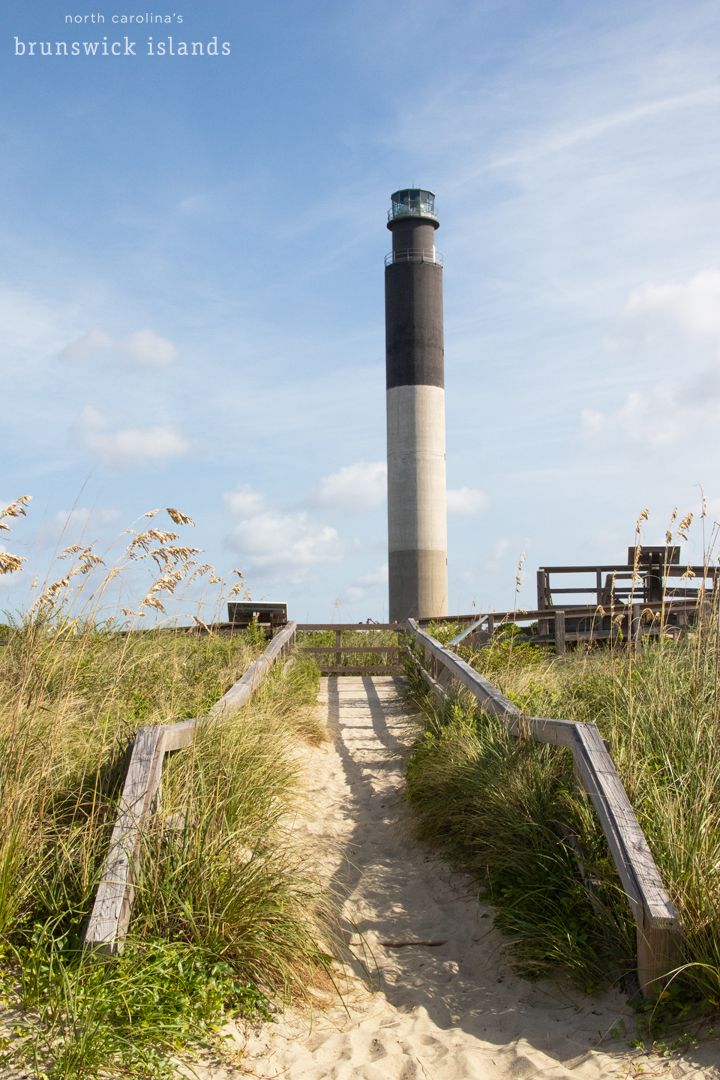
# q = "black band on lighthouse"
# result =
<box><xmin>385</xmin><ymin>262</ymin><xmax>445</xmax><ymax>390</ymax></box>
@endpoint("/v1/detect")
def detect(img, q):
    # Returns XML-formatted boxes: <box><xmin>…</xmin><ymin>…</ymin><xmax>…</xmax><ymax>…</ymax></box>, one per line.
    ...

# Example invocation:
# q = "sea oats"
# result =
<box><xmin>166</xmin><ymin>507</ymin><xmax>195</xmax><ymax>526</ymax></box>
<box><xmin>188</xmin><ymin>562</ymin><xmax>214</xmax><ymax>583</ymax></box>
<box><xmin>678</xmin><ymin>512</ymin><xmax>693</xmax><ymax>540</ymax></box>
<box><xmin>141</xmin><ymin>594</ymin><xmax>166</xmax><ymax>612</ymax></box>
<box><xmin>33</xmin><ymin>576</ymin><xmax>71</xmax><ymax>608</ymax></box>
<box><xmin>0</xmin><ymin>494</ymin><xmax>32</xmax><ymax>521</ymax></box>
<box><xmin>59</xmin><ymin>545</ymin><xmax>84</xmax><ymax>558</ymax></box>
<box><xmin>0</xmin><ymin>552</ymin><xmax>24</xmax><ymax>574</ymax></box>
<box><xmin>162</xmin><ymin>545</ymin><xmax>200</xmax><ymax>561</ymax></box>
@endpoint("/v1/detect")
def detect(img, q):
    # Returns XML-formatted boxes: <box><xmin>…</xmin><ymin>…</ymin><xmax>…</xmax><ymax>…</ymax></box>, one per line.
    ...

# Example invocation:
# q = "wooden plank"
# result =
<box><xmin>297</xmin><ymin>622</ymin><xmax>400</xmax><ymax>631</ymax></box>
<box><xmin>407</xmin><ymin>620</ymin><xmax>521</xmax><ymax>721</ymax></box>
<box><xmin>210</xmin><ymin>622</ymin><xmax>297</xmax><ymax>718</ymax></box>
<box><xmin>162</xmin><ymin>718</ymin><xmax>198</xmax><ymax>751</ymax></box>
<box><xmin>448</xmin><ymin>618</ymin><xmax>488</xmax><ymax>646</ymax></box>
<box><xmin>418</xmin><ymin>666</ymin><xmax>448</xmax><ymax>701</ymax></box>
<box><xmin>637</xmin><ymin>924</ymin><xmax>680</xmax><ymax>997</ymax></box>
<box><xmin>519</xmin><ymin>716</ymin><xmax>578</xmax><ymax>748</ymax></box>
<box><xmin>301</xmin><ymin>645</ymin><xmax>401</xmax><ymax>655</ymax></box>
<box><xmin>570</xmin><ymin>723</ymin><xmax>677</xmax><ymax>930</ymax></box>
<box><xmin>84</xmin><ymin>725</ymin><xmax>166</xmax><ymax>954</ymax></box>
<box><xmin>319</xmin><ymin>666</ymin><xmax>401</xmax><ymax>676</ymax></box>
<box><xmin>554</xmin><ymin>610</ymin><xmax>566</xmax><ymax>655</ymax></box>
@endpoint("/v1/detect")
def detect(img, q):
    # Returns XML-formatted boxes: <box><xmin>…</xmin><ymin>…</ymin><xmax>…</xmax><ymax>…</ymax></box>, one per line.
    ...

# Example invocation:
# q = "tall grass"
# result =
<box><xmin>405</xmin><ymin>603</ymin><xmax>720</xmax><ymax>1010</ymax></box>
<box><xmin>0</xmin><ymin>501</ymin><xmax>329</xmax><ymax>1077</ymax></box>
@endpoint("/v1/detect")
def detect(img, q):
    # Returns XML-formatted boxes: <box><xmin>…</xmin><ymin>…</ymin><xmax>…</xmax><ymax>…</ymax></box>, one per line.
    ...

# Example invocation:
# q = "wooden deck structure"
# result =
<box><xmin>418</xmin><ymin>548</ymin><xmax>717</xmax><ymax>654</ymax></box>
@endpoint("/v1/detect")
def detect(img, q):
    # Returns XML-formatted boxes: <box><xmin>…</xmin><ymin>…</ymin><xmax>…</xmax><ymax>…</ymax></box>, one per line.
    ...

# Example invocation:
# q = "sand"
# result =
<box><xmin>227</xmin><ymin>676</ymin><xmax>718</xmax><ymax>1080</ymax></box>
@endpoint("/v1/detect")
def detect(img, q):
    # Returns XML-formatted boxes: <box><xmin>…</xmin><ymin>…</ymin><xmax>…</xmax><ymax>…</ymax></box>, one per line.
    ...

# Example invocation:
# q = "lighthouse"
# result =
<box><xmin>385</xmin><ymin>188</ymin><xmax>448</xmax><ymax>622</ymax></box>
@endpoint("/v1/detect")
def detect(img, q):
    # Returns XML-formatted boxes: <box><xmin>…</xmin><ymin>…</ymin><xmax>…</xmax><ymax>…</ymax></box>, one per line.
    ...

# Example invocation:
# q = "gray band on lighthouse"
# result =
<box><xmin>389</xmin><ymin>550</ymin><xmax>448</xmax><ymax>620</ymax></box>
<box><xmin>386</xmin><ymin>384</ymin><xmax>448</xmax><ymax>620</ymax></box>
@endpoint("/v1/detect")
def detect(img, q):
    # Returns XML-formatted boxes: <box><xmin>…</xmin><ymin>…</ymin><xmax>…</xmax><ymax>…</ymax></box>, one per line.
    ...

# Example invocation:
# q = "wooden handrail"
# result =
<box><xmin>423</xmin><ymin>599</ymin><xmax>702</xmax><ymax>628</ymax></box>
<box><xmin>84</xmin><ymin>623</ymin><xmax>297</xmax><ymax>955</ymax></box>
<box><xmin>405</xmin><ymin>619</ymin><xmax>680</xmax><ymax>996</ymax></box>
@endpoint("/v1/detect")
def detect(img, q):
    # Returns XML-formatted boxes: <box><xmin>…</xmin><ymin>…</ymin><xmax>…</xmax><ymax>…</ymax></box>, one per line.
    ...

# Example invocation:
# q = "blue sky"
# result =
<box><xmin>2</xmin><ymin>0</ymin><xmax>719</xmax><ymax>622</ymax></box>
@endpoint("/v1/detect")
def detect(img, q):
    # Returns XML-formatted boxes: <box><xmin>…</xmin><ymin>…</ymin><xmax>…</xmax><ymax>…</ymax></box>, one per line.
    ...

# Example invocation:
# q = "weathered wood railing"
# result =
<box><xmin>426</xmin><ymin>598</ymin><xmax>702</xmax><ymax>655</ymax></box>
<box><xmin>83</xmin><ymin>621</ymin><xmax>298</xmax><ymax>955</ymax></box>
<box><xmin>298</xmin><ymin>623</ymin><xmax>402</xmax><ymax>675</ymax></box>
<box><xmin>405</xmin><ymin>618</ymin><xmax>680</xmax><ymax>997</ymax></box>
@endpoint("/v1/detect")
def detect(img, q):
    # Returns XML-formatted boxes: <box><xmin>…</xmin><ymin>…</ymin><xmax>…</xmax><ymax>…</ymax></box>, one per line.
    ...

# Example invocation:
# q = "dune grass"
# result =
<box><xmin>0</xmin><ymin>499</ymin><xmax>330</xmax><ymax>1077</ymax></box>
<box><xmin>404</xmin><ymin>606</ymin><xmax>720</xmax><ymax>1014</ymax></box>
<box><xmin>0</xmin><ymin>621</ymin><xmax>329</xmax><ymax>1078</ymax></box>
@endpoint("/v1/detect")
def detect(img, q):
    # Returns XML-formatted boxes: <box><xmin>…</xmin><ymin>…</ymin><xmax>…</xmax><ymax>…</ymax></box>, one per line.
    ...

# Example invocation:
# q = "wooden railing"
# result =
<box><xmin>537</xmin><ymin>563</ymin><xmax>719</xmax><ymax>610</ymax></box>
<box><xmin>83</xmin><ymin>622</ymin><xmax>298</xmax><ymax>955</ymax></box>
<box><xmin>298</xmin><ymin>623</ymin><xmax>402</xmax><ymax>675</ymax></box>
<box><xmin>404</xmin><ymin>619</ymin><xmax>680</xmax><ymax>997</ymax></box>
<box><xmin>423</xmin><ymin>598</ymin><xmax>702</xmax><ymax>654</ymax></box>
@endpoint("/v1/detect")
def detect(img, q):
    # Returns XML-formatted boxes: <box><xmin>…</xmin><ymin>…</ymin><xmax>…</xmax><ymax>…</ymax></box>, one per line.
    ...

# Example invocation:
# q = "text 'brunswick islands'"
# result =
<box><xmin>13</xmin><ymin>35</ymin><xmax>232</xmax><ymax>57</ymax></box>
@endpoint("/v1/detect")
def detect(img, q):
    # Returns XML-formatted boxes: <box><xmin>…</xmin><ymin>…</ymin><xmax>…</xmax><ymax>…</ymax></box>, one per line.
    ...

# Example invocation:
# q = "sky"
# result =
<box><xmin>1</xmin><ymin>0</ymin><xmax>719</xmax><ymax>623</ymax></box>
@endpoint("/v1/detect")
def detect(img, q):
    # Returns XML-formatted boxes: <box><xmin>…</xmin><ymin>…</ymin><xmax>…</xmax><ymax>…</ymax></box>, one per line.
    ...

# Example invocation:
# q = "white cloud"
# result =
<box><xmin>314</xmin><ymin>461</ymin><xmax>386</xmax><ymax>511</ymax></box>
<box><xmin>223</xmin><ymin>486</ymin><xmax>266</xmax><ymax>516</ymax></box>
<box><xmin>79</xmin><ymin>406</ymin><xmax>189</xmax><ymax>468</ymax></box>
<box><xmin>581</xmin><ymin>380</ymin><xmax>720</xmax><ymax>448</ymax></box>
<box><xmin>625</xmin><ymin>269</ymin><xmax>720</xmax><ymax>342</ymax></box>
<box><xmin>224</xmin><ymin>485</ymin><xmax>342</xmax><ymax>582</ymax></box>
<box><xmin>447</xmin><ymin>487</ymin><xmax>489</xmax><ymax>514</ymax></box>
<box><xmin>583</xmin><ymin>269</ymin><xmax>720</xmax><ymax>448</ymax></box>
<box><xmin>62</xmin><ymin>327</ymin><xmax>177</xmax><ymax>366</ymax></box>
<box><xmin>228</xmin><ymin>510</ymin><xmax>341</xmax><ymax>579</ymax></box>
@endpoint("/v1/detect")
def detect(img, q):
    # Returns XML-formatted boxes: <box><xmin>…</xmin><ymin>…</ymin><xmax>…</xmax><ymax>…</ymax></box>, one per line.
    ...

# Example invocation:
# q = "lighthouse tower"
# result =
<box><xmin>385</xmin><ymin>188</ymin><xmax>448</xmax><ymax>622</ymax></box>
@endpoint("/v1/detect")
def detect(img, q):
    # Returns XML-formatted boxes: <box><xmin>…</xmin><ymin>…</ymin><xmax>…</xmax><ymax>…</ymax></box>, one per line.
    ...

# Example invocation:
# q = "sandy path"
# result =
<box><xmin>236</xmin><ymin>676</ymin><xmax>718</xmax><ymax>1080</ymax></box>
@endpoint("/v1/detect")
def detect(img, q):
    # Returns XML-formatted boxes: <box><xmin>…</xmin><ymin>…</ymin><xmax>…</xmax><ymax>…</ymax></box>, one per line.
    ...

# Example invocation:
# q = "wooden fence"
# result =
<box><xmin>297</xmin><ymin>623</ymin><xmax>403</xmax><ymax>675</ymax></box>
<box><xmin>423</xmin><ymin>598</ymin><xmax>702</xmax><ymax>654</ymax></box>
<box><xmin>83</xmin><ymin>622</ymin><xmax>298</xmax><ymax>955</ymax></box>
<box><xmin>404</xmin><ymin>619</ymin><xmax>680</xmax><ymax>997</ymax></box>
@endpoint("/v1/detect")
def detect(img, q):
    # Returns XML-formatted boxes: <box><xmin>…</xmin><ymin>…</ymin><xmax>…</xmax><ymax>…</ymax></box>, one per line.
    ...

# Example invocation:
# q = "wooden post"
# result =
<box><xmin>554</xmin><ymin>609</ymin><xmax>566</xmax><ymax>655</ymax></box>
<box><xmin>335</xmin><ymin>628</ymin><xmax>342</xmax><ymax>670</ymax></box>
<box><xmin>637</xmin><ymin>922</ymin><xmax>680</xmax><ymax>998</ymax></box>
<box><xmin>536</xmin><ymin>569</ymin><xmax>548</xmax><ymax>609</ymax></box>
<box><xmin>84</xmin><ymin>725</ymin><xmax>166</xmax><ymax>954</ymax></box>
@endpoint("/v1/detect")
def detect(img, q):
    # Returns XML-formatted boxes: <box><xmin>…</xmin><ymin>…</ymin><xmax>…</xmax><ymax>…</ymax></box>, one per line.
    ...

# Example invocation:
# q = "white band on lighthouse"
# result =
<box><xmin>386</xmin><ymin>384</ymin><xmax>447</xmax><ymax>554</ymax></box>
